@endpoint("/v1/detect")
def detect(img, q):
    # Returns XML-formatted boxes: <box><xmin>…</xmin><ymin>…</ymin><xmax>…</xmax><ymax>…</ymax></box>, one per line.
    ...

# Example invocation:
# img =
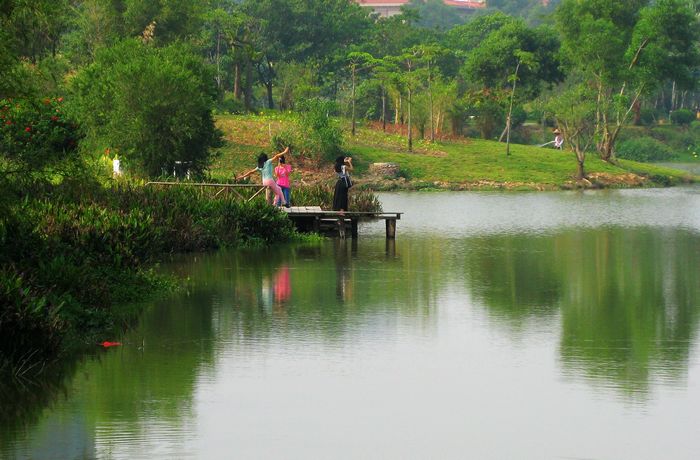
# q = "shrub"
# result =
<box><xmin>638</xmin><ymin>108</ymin><xmax>657</xmax><ymax>126</ymax></box>
<box><xmin>615</xmin><ymin>137</ymin><xmax>678</xmax><ymax>162</ymax></box>
<box><xmin>649</xmin><ymin>125</ymin><xmax>694</xmax><ymax>150</ymax></box>
<box><xmin>0</xmin><ymin>181</ymin><xmax>300</xmax><ymax>375</ymax></box>
<box><xmin>268</xmin><ymin>99</ymin><xmax>344</xmax><ymax>161</ymax></box>
<box><xmin>216</xmin><ymin>92</ymin><xmax>247</xmax><ymax>115</ymax></box>
<box><xmin>296</xmin><ymin>98</ymin><xmax>344</xmax><ymax>161</ymax></box>
<box><xmin>70</xmin><ymin>39</ymin><xmax>223</xmax><ymax>177</ymax></box>
<box><xmin>670</xmin><ymin>109</ymin><xmax>695</xmax><ymax>126</ymax></box>
<box><xmin>0</xmin><ymin>97</ymin><xmax>81</xmax><ymax>175</ymax></box>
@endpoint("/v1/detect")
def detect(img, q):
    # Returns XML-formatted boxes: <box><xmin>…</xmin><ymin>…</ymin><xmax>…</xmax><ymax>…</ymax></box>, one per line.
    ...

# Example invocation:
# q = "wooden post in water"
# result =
<box><xmin>337</xmin><ymin>218</ymin><xmax>346</xmax><ymax>239</ymax></box>
<box><xmin>386</xmin><ymin>218</ymin><xmax>396</xmax><ymax>239</ymax></box>
<box><xmin>351</xmin><ymin>219</ymin><xmax>359</xmax><ymax>239</ymax></box>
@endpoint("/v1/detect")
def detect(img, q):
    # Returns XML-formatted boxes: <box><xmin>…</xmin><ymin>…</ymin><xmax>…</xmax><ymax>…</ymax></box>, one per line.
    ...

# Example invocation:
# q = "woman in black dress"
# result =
<box><xmin>332</xmin><ymin>156</ymin><xmax>353</xmax><ymax>211</ymax></box>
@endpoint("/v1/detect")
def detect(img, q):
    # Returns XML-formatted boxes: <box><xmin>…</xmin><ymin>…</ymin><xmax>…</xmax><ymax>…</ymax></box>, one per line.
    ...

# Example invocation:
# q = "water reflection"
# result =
<box><xmin>462</xmin><ymin>228</ymin><xmax>700</xmax><ymax>396</ymax></box>
<box><xmin>3</xmin><ymin>189</ymin><xmax>700</xmax><ymax>459</ymax></box>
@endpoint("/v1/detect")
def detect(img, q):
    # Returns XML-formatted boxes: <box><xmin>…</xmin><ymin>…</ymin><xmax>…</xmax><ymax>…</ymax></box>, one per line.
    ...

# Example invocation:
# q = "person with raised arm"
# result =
<box><xmin>332</xmin><ymin>155</ymin><xmax>353</xmax><ymax>212</ymax></box>
<box><xmin>237</xmin><ymin>147</ymin><xmax>289</xmax><ymax>207</ymax></box>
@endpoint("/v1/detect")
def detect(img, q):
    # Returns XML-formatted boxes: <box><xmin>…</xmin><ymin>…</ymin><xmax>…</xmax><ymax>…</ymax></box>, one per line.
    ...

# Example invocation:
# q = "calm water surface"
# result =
<box><xmin>3</xmin><ymin>187</ymin><xmax>700</xmax><ymax>459</ymax></box>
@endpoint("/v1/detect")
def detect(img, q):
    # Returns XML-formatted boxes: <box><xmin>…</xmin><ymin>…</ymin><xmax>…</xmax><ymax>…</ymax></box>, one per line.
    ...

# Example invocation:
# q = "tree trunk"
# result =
<box><xmin>381</xmin><ymin>86</ymin><xmax>387</xmax><ymax>132</ymax></box>
<box><xmin>505</xmin><ymin>61</ymin><xmax>521</xmax><ymax>156</ymax></box>
<box><xmin>266</xmin><ymin>61</ymin><xmax>274</xmax><ymax>109</ymax></box>
<box><xmin>576</xmin><ymin>158</ymin><xmax>586</xmax><ymax>180</ymax></box>
<box><xmin>351</xmin><ymin>66</ymin><xmax>356</xmax><ymax>136</ymax></box>
<box><xmin>215</xmin><ymin>31</ymin><xmax>222</xmax><ymax>93</ymax></box>
<box><xmin>244</xmin><ymin>59</ymin><xmax>253</xmax><ymax>110</ymax></box>
<box><xmin>428</xmin><ymin>62</ymin><xmax>434</xmax><ymax>142</ymax></box>
<box><xmin>234</xmin><ymin>62</ymin><xmax>242</xmax><ymax>100</ymax></box>
<box><xmin>266</xmin><ymin>81</ymin><xmax>274</xmax><ymax>109</ymax></box>
<box><xmin>407</xmin><ymin>89</ymin><xmax>413</xmax><ymax>152</ymax></box>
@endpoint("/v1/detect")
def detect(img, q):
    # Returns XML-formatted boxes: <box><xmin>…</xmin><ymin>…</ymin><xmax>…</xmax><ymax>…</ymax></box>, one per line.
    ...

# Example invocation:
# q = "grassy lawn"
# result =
<box><xmin>210</xmin><ymin>114</ymin><xmax>698</xmax><ymax>189</ymax></box>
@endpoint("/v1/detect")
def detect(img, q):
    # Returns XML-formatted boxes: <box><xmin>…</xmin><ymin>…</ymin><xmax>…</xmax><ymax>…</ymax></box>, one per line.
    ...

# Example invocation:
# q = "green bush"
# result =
<box><xmin>297</xmin><ymin>98</ymin><xmax>344</xmax><ymax>160</ymax></box>
<box><xmin>670</xmin><ymin>109</ymin><xmax>695</xmax><ymax>126</ymax></box>
<box><xmin>615</xmin><ymin>137</ymin><xmax>678</xmax><ymax>162</ymax></box>
<box><xmin>70</xmin><ymin>39</ymin><xmax>223</xmax><ymax>177</ymax></box>
<box><xmin>0</xmin><ymin>97</ymin><xmax>81</xmax><ymax>174</ymax></box>
<box><xmin>216</xmin><ymin>92</ymin><xmax>247</xmax><ymax>115</ymax></box>
<box><xmin>269</xmin><ymin>99</ymin><xmax>344</xmax><ymax>161</ymax></box>
<box><xmin>638</xmin><ymin>108</ymin><xmax>657</xmax><ymax>126</ymax></box>
<box><xmin>649</xmin><ymin>125</ymin><xmax>695</xmax><ymax>150</ymax></box>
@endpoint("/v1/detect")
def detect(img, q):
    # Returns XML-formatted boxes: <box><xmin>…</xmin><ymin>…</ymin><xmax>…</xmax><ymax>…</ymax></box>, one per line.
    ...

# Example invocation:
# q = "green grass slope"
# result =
<box><xmin>210</xmin><ymin>114</ymin><xmax>698</xmax><ymax>190</ymax></box>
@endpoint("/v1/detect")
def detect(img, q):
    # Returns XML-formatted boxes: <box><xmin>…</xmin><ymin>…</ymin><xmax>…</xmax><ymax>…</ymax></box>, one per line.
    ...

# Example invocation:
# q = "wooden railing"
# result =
<box><xmin>145</xmin><ymin>181</ymin><xmax>266</xmax><ymax>201</ymax></box>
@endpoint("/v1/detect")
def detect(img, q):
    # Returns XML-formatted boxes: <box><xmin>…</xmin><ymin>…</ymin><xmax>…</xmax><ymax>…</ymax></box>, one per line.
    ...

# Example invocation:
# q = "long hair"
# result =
<box><xmin>279</xmin><ymin>155</ymin><xmax>286</xmax><ymax>164</ymax></box>
<box><xmin>334</xmin><ymin>156</ymin><xmax>345</xmax><ymax>173</ymax></box>
<box><xmin>257</xmin><ymin>153</ymin><xmax>268</xmax><ymax>169</ymax></box>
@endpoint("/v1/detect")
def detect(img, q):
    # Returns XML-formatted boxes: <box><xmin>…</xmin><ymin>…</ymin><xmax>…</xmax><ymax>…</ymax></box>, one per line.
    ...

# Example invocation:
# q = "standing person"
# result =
<box><xmin>553</xmin><ymin>128</ymin><xmax>564</xmax><ymax>149</ymax></box>
<box><xmin>332</xmin><ymin>156</ymin><xmax>353</xmax><ymax>212</ymax></box>
<box><xmin>238</xmin><ymin>147</ymin><xmax>289</xmax><ymax>207</ymax></box>
<box><xmin>274</xmin><ymin>154</ymin><xmax>292</xmax><ymax>207</ymax></box>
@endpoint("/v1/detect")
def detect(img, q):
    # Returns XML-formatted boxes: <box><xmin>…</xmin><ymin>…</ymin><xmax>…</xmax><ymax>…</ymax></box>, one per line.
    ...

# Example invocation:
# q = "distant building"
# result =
<box><xmin>355</xmin><ymin>0</ymin><xmax>486</xmax><ymax>18</ymax></box>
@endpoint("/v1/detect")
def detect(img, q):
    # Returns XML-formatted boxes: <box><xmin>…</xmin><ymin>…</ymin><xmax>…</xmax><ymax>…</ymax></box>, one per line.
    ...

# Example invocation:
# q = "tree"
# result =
<box><xmin>62</xmin><ymin>0</ymin><xmax>126</xmax><ymax>64</ymax></box>
<box><xmin>457</xmin><ymin>14</ymin><xmax>561</xmax><ymax>140</ymax></box>
<box><xmin>461</xmin><ymin>17</ymin><xmax>561</xmax><ymax>99</ymax></box>
<box><xmin>71</xmin><ymin>39</ymin><xmax>222</xmax><ymax>177</ymax></box>
<box><xmin>504</xmin><ymin>51</ymin><xmax>536</xmax><ymax>155</ymax></box>
<box><xmin>1</xmin><ymin>0</ymin><xmax>71</xmax><ymax>63</ymax></box>
<box><xmin>346</xmin><ymin>51</ymin><xmax>376</xmax><ymax>136</ymax></box>
<box><xmin>387</xmin><ymin>49</ymin><xmax>425</xmax><ymax>152</ymax></box>
<box><xmin>404</xmin><ymin>0</ymin><xmax>465</xmax><ymax>31</ymax></box>
<box><xmin>241</xmin><ymin>0</ymin><xmax>372</xmax><ymax>109</ymax></box>
<box><xmin>546</xmin><ymin>78</ymin><xmax>596</xmax><ymax>179</ymax></box>
<box><xmin>414</xmin><ymin>44</ymin><xmax>450</xmax><ymax>142</ymax></box>
<box><xmin>556</xmin><ymin>0</ymin><xmax>700</xmax><ymax>161</ymax></box>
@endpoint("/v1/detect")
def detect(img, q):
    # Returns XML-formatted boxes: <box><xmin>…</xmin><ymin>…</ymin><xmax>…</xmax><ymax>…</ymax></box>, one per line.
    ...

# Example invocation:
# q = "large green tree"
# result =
<box><xmin>242</xmin><ymin>0</ymin><xmax>371</xmax><ymax>108</ymax></box>
<box><xmin>556</xmin><ymin>0</ymin><xmax>700</xmax><ymax>161</ymax></box>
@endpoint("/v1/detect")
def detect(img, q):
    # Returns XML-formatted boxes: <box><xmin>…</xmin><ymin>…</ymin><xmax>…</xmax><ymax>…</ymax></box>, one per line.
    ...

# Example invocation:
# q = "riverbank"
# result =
<box><xmin>210</xmin><ymin>114</ymin><xmax>699</xmax><ymax>190</ymax></box>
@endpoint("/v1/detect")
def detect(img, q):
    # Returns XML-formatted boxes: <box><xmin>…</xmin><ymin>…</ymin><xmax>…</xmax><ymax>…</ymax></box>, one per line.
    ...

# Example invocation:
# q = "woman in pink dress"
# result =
<box><xmin>274</xmin><ymin>155</ymin><xmax>292</xmax><ymax>207</ymax></box>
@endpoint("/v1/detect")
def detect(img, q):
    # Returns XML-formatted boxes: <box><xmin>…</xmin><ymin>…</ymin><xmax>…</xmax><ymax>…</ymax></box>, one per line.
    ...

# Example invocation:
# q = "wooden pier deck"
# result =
<box><xmin>145</xmin><ymin>182</ymin><xmax>401</xmax><ymax>238</ymax></box>
<box><xmin>283</xmin><ymin>206</ymin><xmax>402</xmax><ymax>239</ymax></box>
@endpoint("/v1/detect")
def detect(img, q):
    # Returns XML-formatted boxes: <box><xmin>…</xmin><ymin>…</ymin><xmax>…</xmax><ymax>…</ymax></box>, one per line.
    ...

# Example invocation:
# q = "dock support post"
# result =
<box><xmin>337</xmin><ymin>218</ymin><xmax>346</xmax><ymax>239</ymax></box>
<box><xmin>386</xmin><ymin>218</ymin><xmax>396</xmax><ymax>239</ymax></box>
<box><xmin>351</xmin><ymin>219</ymin><xmax>359</xmax><ymax>239</ymax></box>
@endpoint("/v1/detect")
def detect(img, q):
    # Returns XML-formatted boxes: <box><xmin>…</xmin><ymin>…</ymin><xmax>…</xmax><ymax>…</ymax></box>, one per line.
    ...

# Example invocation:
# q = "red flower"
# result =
<box><xmin>51</xmin><ymin>116</ymin><xmax>59</xmax><ymax>121</ymax></box>
<box><xmin>4</xmin><ymin>121</ymin><xmax>11</xmax><ymax>125</ymax></box>
<box><xmin>57</xmin><ymin>97</ymin><xmax>64</xmax><ymax>103</ymax></box>
<box><xmin>25</xmin><ymin>126</ymin><xmax>31</xmax><ymax>132</ymax></box>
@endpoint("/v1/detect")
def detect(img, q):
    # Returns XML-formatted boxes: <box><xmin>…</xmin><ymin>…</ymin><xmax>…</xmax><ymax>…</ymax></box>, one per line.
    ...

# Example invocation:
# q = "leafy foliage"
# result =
<box><xmin>616</xmin><ymin>136</ymin><xmax>678</xmax><ymax>162</ymax></box>
<box><xmin>70</xmin><ymin>39</ymin><xmax>222</xmax><ymax>177</ymax></box>
<box><xmin>0</xmin><ymin>181</ymin><xmax>298</xmax><ymax>374</ymax></box>
<box><xmin>670</xmin><ymin>109</ymin><xmax>695</xmax><ymax>126</ymax></box>
<box><xmin>0</xmin><ymin>97</ymin><xmax>81</xmax><ymax>175</ymax></box>
<box><xmin>272</xmin><ymin>99</ymin><xmax>344</xmax><ymax>161</ymax></box>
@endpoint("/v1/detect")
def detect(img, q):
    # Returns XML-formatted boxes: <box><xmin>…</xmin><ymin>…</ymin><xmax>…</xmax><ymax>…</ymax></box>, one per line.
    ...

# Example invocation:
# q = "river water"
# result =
<box><xmin>3</xmin><ymin>187</ymin><xmax>700</xmax><ymax>459</ymax></box>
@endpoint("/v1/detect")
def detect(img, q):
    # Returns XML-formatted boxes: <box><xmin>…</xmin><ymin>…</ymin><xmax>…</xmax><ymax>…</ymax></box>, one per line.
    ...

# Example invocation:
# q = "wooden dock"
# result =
<box><xmin>283</xmin><ymin>206</ymin><xmax>401</xmax><ymax>239</ymax></box>
<box><xmin>145</xmin><ymin>182</ymin><xmax>401</xmax><ymax>238</ymax></box>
